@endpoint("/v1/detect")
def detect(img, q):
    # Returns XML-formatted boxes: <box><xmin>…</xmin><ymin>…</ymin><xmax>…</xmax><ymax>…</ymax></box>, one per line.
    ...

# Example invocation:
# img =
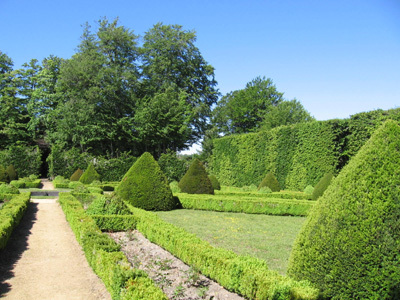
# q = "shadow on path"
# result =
<box><xmin>0</xmin><ymin>203</ymin><xmax>38</xmax><ymax>297</ymax></box>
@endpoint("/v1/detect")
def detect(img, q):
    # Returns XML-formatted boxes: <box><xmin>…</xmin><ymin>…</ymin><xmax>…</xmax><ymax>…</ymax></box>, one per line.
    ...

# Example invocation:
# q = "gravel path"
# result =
<box><xmin>0</xmin><ymin>179</ymin><xmax>111</xmax><ymax>300</ymax></box>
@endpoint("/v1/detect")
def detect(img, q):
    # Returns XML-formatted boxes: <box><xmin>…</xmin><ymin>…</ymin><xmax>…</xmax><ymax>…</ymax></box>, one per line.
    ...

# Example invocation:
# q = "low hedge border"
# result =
<box><xmin>58</xmin><ymin>193</ymin><xmax>167</xmax><ymax>300</ymax></box>
<box><xmin>0</xmin><ymin>192</ymin><xmax>31</xmax><ymax>249</ymax></box>
<box><xmin>91</xmin><ymin>215</ymin><xmax>137</xmax><ymax>232</ymax></box>
<box><xmin>176</xmin><ymin>194</ymin><xmax>315</xmax><ymax>216</ymax></box>
<box><xmin>124</xmin><ymin>202</ymin><xmax>319</xmax><ymax>300</ymax></box>
<box><xmin>215</xmin><ymin>190</ymin><xmax>312</xmax><ymax>200</ymax></box>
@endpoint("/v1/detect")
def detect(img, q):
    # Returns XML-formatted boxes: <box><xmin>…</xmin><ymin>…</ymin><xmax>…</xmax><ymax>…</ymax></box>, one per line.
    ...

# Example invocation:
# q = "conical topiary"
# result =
<box><xmin>0</xmin><ymin>165</ymin><xmax>9</xmax><ymax>183</ymax></box>
<box><xmin>6</xmin><ymin>165</ymin><xmax>17</xmax><ymax>181</ymax></box>
<box><xmin>70</xmin><ymin>168</ymin><xmax>84</xmax><ymax>181</ymax></box>
<box><xmin>311</xmin><ymin>173</ymin><xmax>333</xmax><ymax>200</ymax></box>
<box><xmin>208</xmin><ymin>174</ymin><xmax>221</xmax><ymax>190</ymax></box>
<box><xmin>178</xmin><ymin>158</ymin><xmax>214</xmax><ymax>194</ymax></box>
<box><xmin>79</xmin><ymin>163</ymin><xmax>101</xmax><ymax>184</ymax></box>
<box><xmin>287</xmin><ymin>120</ymin><xmax>400</xmax><ymax>300</ymax></box>
<box><xmin>258</xmin><ymin>172</ymin><xmax>280</xmax><ymax>192</ymax></box>
<box><xmin>115</xmin><ymin>152</ymin><xmax>178</xmax><ymax>211</ymax></box>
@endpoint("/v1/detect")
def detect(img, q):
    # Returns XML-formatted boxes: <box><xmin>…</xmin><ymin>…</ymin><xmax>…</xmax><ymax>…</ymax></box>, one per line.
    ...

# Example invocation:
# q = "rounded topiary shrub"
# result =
<box><xmin>70</xmin><ymin>168</ymin><xmax>83</xmax><ymax>181</ymax></box>
<box><xmin>258</xmin><ymin>172</ymin><xmax>280</xmax><ymax>192</ymax></box>
<box><xmin>287</xmin><ymin>120</ymin><xmax>400</xmax><ymax>300</ymax></box>
<box><xmin>178</xmin><ymin>158</ymin><xmax>214</xmax><ymax>194</ymax></box>
<box><xmin>0</xmin><ymin>165</ymin><xmax>9</xmax><ymax>183</ymax></box>
<box><xmin>208</xmin><ymin>174</ymin><xmax>221</xmax><ymax>190</ymax></box>
<box><xmin>79</xmin><ymin>163</ymin><xmax>101</xmax><ymax>184</ymax></box>
<box><xmin>116</xmin><ymin>152</ymin><xmax>178</xmax><ymax>211</ymax></box>
<box><xmin>0</xmin><ymin>183</ymin><xmax>20</xmax><ymax>194</ymax></box>
<box><xmin>6</xmin><ymin>165</ymin><xmax>17</xmax><ymax>181</ymax></box>
<box><xmin>311</xmin><ymin>173</ymin><xmax>334</xmax><ymax>200</ymax></box>
<box><xmin>86</xmin><ymin>195</ymin><xmax>131</xmax><ymax>215</ymax></box>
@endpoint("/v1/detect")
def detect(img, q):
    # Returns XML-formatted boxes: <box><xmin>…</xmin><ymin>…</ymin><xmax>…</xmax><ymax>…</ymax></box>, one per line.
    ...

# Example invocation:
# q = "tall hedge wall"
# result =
<box><xmin>211</xmin><ymin>108</ymin><xmax>400</xmax><ymax>190</ymax></box>
<box><xmin>0</xmin><ymin>145</ymin><xmax>42</xmax><ymax>177</ymax></box>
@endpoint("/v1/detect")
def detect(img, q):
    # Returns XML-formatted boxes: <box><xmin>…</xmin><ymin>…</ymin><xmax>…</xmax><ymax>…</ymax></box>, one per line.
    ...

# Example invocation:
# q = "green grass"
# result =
<box><xmin>156</xmin><ymin>209</ymin><xmax>305</xmax><ymax>275</ymax></box>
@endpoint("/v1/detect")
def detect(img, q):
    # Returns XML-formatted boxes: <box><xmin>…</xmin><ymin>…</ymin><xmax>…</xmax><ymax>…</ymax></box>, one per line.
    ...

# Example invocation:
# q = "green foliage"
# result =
<box><xmin>179</xmin><ymin>158</ymin><xmax>214</xmax><ymax>194</ymax></box>
<box><xmin>70</xmin><ymin>168</ymin><xmax>83</xmax><ymax>181</ymax></box>
<box><xmin>0</xmin><ymin>183</ymin><xmax>20</xmax><ymax>194</ymax></box>
<box><xmin>303</xmin><ymin>185</ymin><xmax>314</xmax><ymax>195</ymax></box>
<box><xmin>169</xmin><ymin>181</ymin><xmax>181</xmax><ymax>194</ymax></box>
<box><xmin>116</xmin><ymin>152</ymin><xmax>178</xmax><ymax>211</ymax></box>
<box><xmin>258</xmin><ymin>186</ymin><xmax>272</xmax><ymax>194</ymax></box>
<box><xmin>311</xmin><ymin>173</ymin><xmax>334</xmax><ymax>200</ymax></box>
<box><xmin>157</xmin><ymin>150</ymin><xmax>187</xmax><ymax>182</ymax></box>
<box><xmin>124</xmin><ymin>202</ymin><xmax>319</xmax><ymax>299</ymax></box>
<box><xmin>52</xmin><ymin>175</ymin><xmax>70</xmax><ymax>188</ymax></box>
<box><xmin>68</xmin><ymin>181</ymin><xmax>84</xmax><ymax>189</ymax></box>
<box><xmin>0</xmin><ymin>165</ymin><xmax>8</xmax><ymax>183</ymax></box>
<box><xmin>208</xmin><ymin>174</ymin><xmax>221</xmax><ymax>190</ymax></box>
<box><xmin>86</xmin><ymin>195</ymin><xmax>131</xmax><ymax>216</ymax></box>
<box><xmin>288</xmin><ymin>120</ymin><xmax>400</xmax><ymax>299</ymax></box>
<box><xmin>6</xmin><ymin>165</ymin><xmax>17</xmax><ymax>181</ymax></box>
<box><xmin>79</xmin><ymin>163</ymin><xmax>101</xmax><ymax>184</ymax></box>
<box><xmin>0</xmin><ymin>193</ymin><xmax>30</xmax><ymax>249</ymax></box>
<box><xmin>258</xmin><ymin>172</ymin><xmax>280</xmax><ymax>192</ymax></box>
<box><xmin>0</xmin><ymin>145</ymin><xmax>41</xmax><ymax>178</ymax></box>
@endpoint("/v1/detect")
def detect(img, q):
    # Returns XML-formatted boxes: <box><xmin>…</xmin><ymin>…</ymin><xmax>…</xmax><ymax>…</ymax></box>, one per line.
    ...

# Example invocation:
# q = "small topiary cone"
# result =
<box><xmin>178</xmin><ymin>158</ymin><xmax>214</xmax><ymax>194</ymax></box>
<box><xmin>79</xmin><ymin>163</ymin><xmax>101</xmax><ymax>184</ymax></box>
<box><xmin>258</xmin><ymin>172</ymin><xmax>280</xmax><ymax>192</ymax></box>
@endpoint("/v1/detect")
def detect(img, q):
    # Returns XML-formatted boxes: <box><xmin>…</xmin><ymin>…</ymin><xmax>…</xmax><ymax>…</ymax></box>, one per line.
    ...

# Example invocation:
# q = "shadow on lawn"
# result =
<box><xmin>0</xmin><ymin>202</ymin><xmax>38</xmax><ymax>297</ymax></box>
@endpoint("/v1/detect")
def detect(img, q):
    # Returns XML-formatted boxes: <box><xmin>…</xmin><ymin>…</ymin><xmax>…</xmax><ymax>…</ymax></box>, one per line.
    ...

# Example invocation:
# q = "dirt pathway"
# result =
<box><xmin>0</xmin><ymin>179</ymin><xmax>111</xmax><ymax>300</ymax></box>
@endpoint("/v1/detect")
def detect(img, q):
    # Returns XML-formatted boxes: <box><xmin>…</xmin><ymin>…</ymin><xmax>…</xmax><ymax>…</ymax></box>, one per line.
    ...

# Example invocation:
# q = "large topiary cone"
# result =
<box><xmin>287</xmin><ymin>120</ymin><xmax>400</xmax><ymax>299</ymax></box>
<box><xmin>79</xmin><ymin>163</ymin><xmax>101</xmax><ymax>184</ymax></box>
<box><xmin>311</xmin><ymin>172</ymin><xmax>333</xmax><ymax>200</ymax></box>
<box><xmin>70</xmin><ymin>168</ymin><xmax>84</xmax><ymax>181</ymax></box>
<box><xmin>258</xmin><ymin>172</ymin><xmax>280</xmax><ymax>192</ymax></box>
<box><xmin>178</xmin><ymin>158</ymin><xmax>214</xmax><ymax>194</ymax></box>
<box><xmin>115</xmin><ymin>152</ymin><xmax>178</xmax><ymax>211</ymax></box>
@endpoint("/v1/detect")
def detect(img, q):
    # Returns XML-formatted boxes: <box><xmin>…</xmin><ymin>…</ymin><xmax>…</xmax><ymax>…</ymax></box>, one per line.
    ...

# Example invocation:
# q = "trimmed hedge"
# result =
<box><xmin>179</xmin><ymin>158</ymin><xmax>214</xmax><ymax>194</ymax></box>
<box><xmin>79</xmin><ymin>163</ymin><xmax>101</xmax><ymax>184</ymax></box>
<box><xmin>116</xmin><ymin>152</ymin><xmax>177</xmax><ymax>211</ymax></box>
<box><xmin>288</xmin><ymin>120</ymin><xmax>400</xmax><ymax>299</ymax></box>
<box><xmin>0</xmin><ymin>145</ymin><xmax>42</xmax><ymax>178</ymax></box>
<box><xmin>124</xmin><ymin>202</ymin><xmax>319</xmax><ymax>300</ymax></box>
<box><xmin>0</xmin><ymin>192</ymin><xmax>31</xmax><ymax>249</ymax></box>
<box><xmin>211</xmin><ymin>108</ymin><xmax>400</xmax><ymax>190</ymax></box>
<box><xmin>311</xmin><ymin>173</ymin><xmax>333</xmax><ymax>200</ymax></box>
<box><xmin>58</xmin><ymin>193</ymin><xmax>167</xmax><ymax>299</ymax></box>
<box><xmin>0</xmin><ymin>183</ymin><xmax>20</xmax><ymax>194</ymax></box>
<box><xmin>177</xmin><ymin>193</ymin><xmax>315</xmax><ymax>216</ymax></box>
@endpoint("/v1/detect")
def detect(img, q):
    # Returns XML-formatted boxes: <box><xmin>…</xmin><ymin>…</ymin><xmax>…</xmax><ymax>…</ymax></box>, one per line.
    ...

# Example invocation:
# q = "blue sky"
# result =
<box><xmin>1</xmin><ymin>0</ymin><xmax>399</xmax><ymax>122</ymax></box>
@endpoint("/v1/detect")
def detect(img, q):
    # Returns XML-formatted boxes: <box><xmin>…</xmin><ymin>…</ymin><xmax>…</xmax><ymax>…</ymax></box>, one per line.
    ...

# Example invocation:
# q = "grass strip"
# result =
<box><xmin>0</xmin><ymin>192</ymin><xmax>31</xmax><ymax>249</ymax></box>
<box><xmin>58</xmin><ymin>192</ymin><xmax>167</xmax><ymax>300</ymax></box>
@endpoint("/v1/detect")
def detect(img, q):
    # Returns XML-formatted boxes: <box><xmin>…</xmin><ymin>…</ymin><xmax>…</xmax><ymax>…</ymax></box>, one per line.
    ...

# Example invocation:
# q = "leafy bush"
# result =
<box><xmin>288</xmin><ymin>120</ymin><xmax>400</xmax><ymax>299</ymax></box>
<box><xmin>157</xmin><ymin>150</ymin><xmax>187</xmax><ymax>182</ymax></box>
<box><xmin>10</xmin><ymin>180</ymin><xmax>25</xmax><ymax>189</ymax></box>
<box><xmin>0</xmin><ymin>145</ymin><xmax>41</xmax><ymax>178</ymax></box>
<box><xmin>68</xmin><ymin>181</ymin><xmax>84</xmax><ymax>189</ymax></box>
<box><xmin>79</xmin><ymin>163</ymin><xmax>101</xmax><ymax>184</ymax></box>
<box><xmin>0</xmin><ymin>183</ymin><xmax>20</xmax><ymax>194</ymax></box>
<box><xmin>86</xmin><ymin>195</ymin><xmax>131</xmax><ymax>215</ymax></box>
<box><xmin>258</xmin><ymin>186</ymin><xmax>272</xmax><ymax>194</ymax></box>
<box><xmin>87</xmin><ymin>187</ymin><xmax>103</xmax><ymax>194</ymax></box>
<box><xmin>311</xmin><ymin>173</ymin><xmax>333</xmax><ymax>200</ymax></box>
<box><xmin>241</xmin><ymin>184</ymin><xmax>258</xmax><ymax>192</ymax></box>
<box><xmin>70</xmin><ymin>168</ymin><xmax>83</xmax><ymax>181</ymax></box>
<box><xmin>179</xmin><ymin>158</ymin><xmax>214</xmax><ymax>194</ymax></box>
<box><xmin>0</xmin><ymin>166</ymin><xmax>8</xmax><ymax>183</ymax></box>
<box><xmin>116</xmin><ymin>152</ymin><xmax>179</xmax><ymax>211</ymax></box>
<box><xmin>169</xmin><ymin>181</ymin><xmax>181</xmax><ymax>194</ymax></box>
<box><xmin>303</xmin><ymin>185</ymin><xmax>314</xmax><ymax>195</ymax></box>
<box><xmin>258</xmin><ymin>172</ymin><xmax>280</xmax><ymax>192</ymax></box>
<box><xmin>208</xmin><ymin>174</ymin><xmax>221</xmax><ymax>190</ymax></box>
<box><xmin>6</xmin><ymin>165</ymin><xmax>17</xmax><ymax>181</ymax></box>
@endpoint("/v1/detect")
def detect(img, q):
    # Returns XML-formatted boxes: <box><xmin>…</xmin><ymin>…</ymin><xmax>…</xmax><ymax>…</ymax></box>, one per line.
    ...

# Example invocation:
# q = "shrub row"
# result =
<box><xmin>10</xmin><ymin>178</ymin><xmax>41</xmax><ymax>189</ymax></box>
<box><xmin>211</xmin><ymin>108</ymin><xmax>400</xmax><ymax>190</ymax></box>
<box><xmin>177</xmin><ymin>194</ymin><xmax>315</xmax><ymax>216</ymax></box>
<box><xmin>0</xmin><ymin>192</ymin><xmax>31</xmax><ymax>249</ymax></box>
<box><xmin>58</xmin><ymin>193</ymin><xmax>167</xmax><ymax>300</ymax></box>
<box><xmin>124</xmin><ymin>202</ymin><xmax>319</xmax><ymax>299</ymax></box>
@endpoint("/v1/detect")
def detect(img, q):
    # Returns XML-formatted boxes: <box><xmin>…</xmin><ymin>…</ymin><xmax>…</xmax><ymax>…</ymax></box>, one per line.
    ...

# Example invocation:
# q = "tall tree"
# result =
<box><xmin>212</xmin><ymin>76</ymin><xmax>284</xmax><ymax>134</ymax></box>
<box><xmin>140</xmin><ymin>23</ymin><xmax>219</xmax><ymax>140</ymax></box>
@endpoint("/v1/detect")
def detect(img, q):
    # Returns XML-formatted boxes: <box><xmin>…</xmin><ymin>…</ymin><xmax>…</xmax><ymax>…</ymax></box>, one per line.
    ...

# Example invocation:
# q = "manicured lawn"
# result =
<box><xmin>157</xmin><ymin>209</ymin><xmax>305</xmax><ymax>275</ymax></box>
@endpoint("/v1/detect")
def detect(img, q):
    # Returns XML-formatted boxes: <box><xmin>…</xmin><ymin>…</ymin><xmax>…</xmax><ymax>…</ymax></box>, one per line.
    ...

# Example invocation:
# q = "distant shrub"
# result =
<box><xmin>87</xmin><ymin>187</ymin><xmax>103</xmax><ymax>194</ymax></box>
<box><xmin>86</xmin><ymin>195</ymin><xmax>131</xmax><ymax>215</ymax></box>
<box><xmin>90</xmin><ymin>180</ymin><xmax>102</xmax><ymax>186</ymax></box>
<box><xmin>258</xmin><ymin>186</ymin><xmax>272</xmax><ymax>194</ymax></box>
<box><xmin>6</xmin><ymin>165</ymin><xmax>17</xmax><ymax>181</ymax></box>
<box><xmin>73</xmin><ymin>184</ymin><xmax>90</xmax><ymax>194</ymax></box>
<box><xmin>241</xmin><ymin>184</ymin><xmax>258</xmax><ymax>192</ymax></box>
<box><xmin>0</xmin><ymin>166</ymin><xmax>9</xmax><ymax>183</ymax></box>
<box><xmin>70</xmin><ymin>168</ymin><xmax>83</xmax><ymax>181</ymax></box>
<box><xmin>169</xmin><ymin>181</ymin><xmax>181</xmax><ymax>194</ymax></box>
<box><xmin>79</xmin><ymin>163</ymin><xmax>101</xmax><ymax>184</ymax></box>
<box><xmin>29</xmin><ymin>174</ymin><xmax>38</xmax><ymax>181</ymax></box>
<box><xmin>158</xmin><ymin>150</ymin><xmax>187</xmax><ymax>182</ymax></box>
<box><xmin>179</xmin><ymin>158</ymin><xmax>214</xmax><ymax>195</ymax></box>
<box><xmin>69</xmin><ymin>181</ymin><xmax>84</xmax><ymax>189</ymax></box>
<box><xmin>311</xmin><ymin>173</ymin><xmax>334</xmax><ymax>200</ymax></box>
<box><xmin>0</xmin><ymin>183</ymin><xmax>20</xmax><ymax>194</ymax></box>
<box><xmin>303</xmin><ymin>185</ymin><xmax>314</xmax><ymax>195</ymax></box>
<box><xmin>258</xmin><ymin>172</ymin><xmax>280</xmax><ymax>192</ymax></box>
<box><xmin>288</xmin><ymin>120</ymin><xmax>400</xmax><ymax>299</ymax></box>
<box><xmin>116</xmin><ymin>152</ymin><xmax>179</xmax><ymax>211</ymax></box>
<box><xmin>208</xmin><ymin>175</ymin><xmax>221</xmax><ymax>190</ymax></box>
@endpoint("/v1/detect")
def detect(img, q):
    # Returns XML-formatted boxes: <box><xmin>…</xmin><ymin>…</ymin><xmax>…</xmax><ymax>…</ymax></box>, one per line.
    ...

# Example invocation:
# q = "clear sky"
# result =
<box><xmin>1</xmin><ymin>0</ymin><xmax>399</xmax><ymax>122</ymax></box>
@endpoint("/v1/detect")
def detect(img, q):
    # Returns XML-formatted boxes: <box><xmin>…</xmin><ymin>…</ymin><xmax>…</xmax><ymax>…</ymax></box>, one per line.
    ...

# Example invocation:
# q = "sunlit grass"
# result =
<box><xmin>157</xmin><ymin>209</ymin><xmax>305</xmax><ymax>275</ymax></box>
